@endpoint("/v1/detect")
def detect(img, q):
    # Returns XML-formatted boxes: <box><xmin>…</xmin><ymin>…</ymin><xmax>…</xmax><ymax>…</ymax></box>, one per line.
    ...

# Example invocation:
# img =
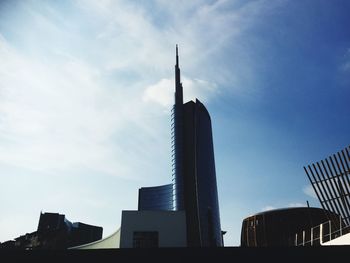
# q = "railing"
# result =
<box><xmin>295</xmin><ymin>218</ymin><xmax>350</xmax><ymax>246</ymax></box>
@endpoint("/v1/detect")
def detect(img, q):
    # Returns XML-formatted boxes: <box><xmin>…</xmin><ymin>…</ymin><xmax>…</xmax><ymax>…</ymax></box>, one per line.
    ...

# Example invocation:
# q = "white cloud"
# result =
<box><xmin>143</xmin><ymin>78</ymin><xmax>174</xmax><ymax>108</ymax></box>
<box><xmin>0</xmin><ymin>37</ymin><xmax>168</xmax><ymax>239</ymax></box>
<box><xmin>261</xmin><ymin>202</ymin><xmax>307</xmax><ymax>212</ymax></box>
<box><xmin>261</xmin><ymin>205</ymin><xmax>276</xmax><ymax>212</ymax></box>
<box><xmin>303</xmin><ymin>185</ymin><xmax>317</xmax><ymax>199</ymax></box>
<box><xmin>142</xmin><ymin>76</ymin><xmax>218</xmax><ymax>109</ymax></box>
<box><xmin>0</xmin><ymin>36</ymin><xmax>130</xmax><ymax>177</ymax></box>
<box><xmin>0</xmin><ymin>0</ymin><xmax>285</xmax><ymax>243</ymax></box>
<box><xmin>288</xmin><ymin>202</ymin><xmax>307</xmax><ymax>208</ymax></box>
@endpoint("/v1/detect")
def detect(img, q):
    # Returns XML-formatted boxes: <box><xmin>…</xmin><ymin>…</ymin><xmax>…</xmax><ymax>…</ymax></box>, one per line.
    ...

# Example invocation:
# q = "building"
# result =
<box><xmin>0</xmin><ymin>212</ymin><xmax>102</xmax><ymax>249</ymax></box>
<box><xmin>172</xmin><ymin>46</ymin><xmax>223</xmax><ymax>247</ymax></box>
<box><xmin>241</xmin><ymin>207</ymin><xmax>338</xmax><ymax>247</ymax></box>
<box><xmin>69</xmin><ymin>210</ymin><xmax>187</xmax><ymax>249</ymax></box>
<box><xmin>297</xmin><ymin>145</ymin><xmax>350</xmax><ymax>246</ymax></box>
<box><xmin>138</xmin><ymin>184</ymin><xmax>173</xmax><ymax>211</ymax></box>
<box><xmin>138</xmin><ymin>46</ymin><xmax>223</xmax><ymax>247</ymax></box>
<box><xmin>240</xmin><ymin>145</ymin><xmax>350</xmax><ymax>247</ymax></box>
<box><xmin>68</xmin><ymin>46</ymin><xmax>223</xmax><ymax>249</ymax></box>
<box><xmin>119</xmin><ymin>211</ymin><xmax>187</xmax><ymax>248</ymax></box>
<box><xmin>70</xmin><ymin>46</ymin><xmax>224</xmax><ymax>249</ymax></box>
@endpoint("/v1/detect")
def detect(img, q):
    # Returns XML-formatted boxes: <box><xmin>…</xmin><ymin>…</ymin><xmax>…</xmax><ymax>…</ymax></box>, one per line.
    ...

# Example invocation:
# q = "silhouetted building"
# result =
<box><xmin>172</xmin><ymin>46</ymin><xmax>222</xmax><ymax>247</ymax></box>
<box><xmin>70</xmin><ymin>45</ymin><xmax>223</xmax><ymax>250</ymax></box>
<box><xmin>37</xmin><ymin>212</ymin><xmax>67</xmax><ymax>232</ymax></box>
<box><xmin>120</xmin><ymin>211</ymin><xmax>187</xmax><ymax>248</ymax></box>
<box><xmin>69</xmin><ymin>210</ymin><xmax>187</xmax><ymax>249</ymax></box>
<box><xmin>133</xmin><ymin>46</ymin><xmax>223</xmax><ymax>248</ymax></box>
<box><xmin>240</xmin><ymin>207</ymin><xmax>339</xmax><ymax>247</ymax></box>
<box><xmin>69</xmin><ymin>222</ymin><xmax>103</xmax><ymax>248</ymax></box>
<box><xmin>138</xmin><ymin>184</ymin><xmax>173</xmax><ymax>211</ymax></box>
<box><xmin>0</xmin><ymin>212</ymin><xmax>102</xmax><ymax>249</ymax></box>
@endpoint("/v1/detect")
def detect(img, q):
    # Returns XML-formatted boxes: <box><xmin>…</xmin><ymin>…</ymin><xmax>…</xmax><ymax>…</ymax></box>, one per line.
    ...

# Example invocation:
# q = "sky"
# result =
<box><xmin>0</xmin><ymin>0</ymin><xmax>349</xmax><ymax>246</ymax></box>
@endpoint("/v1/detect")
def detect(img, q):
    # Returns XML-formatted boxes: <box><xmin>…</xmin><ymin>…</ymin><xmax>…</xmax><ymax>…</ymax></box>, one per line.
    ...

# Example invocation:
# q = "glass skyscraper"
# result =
<box><xmin>172</xmin><ymin>46</ymin><xmax>223</xmax><ymax>247</ymax></box>
<box><xmin>138</xmin><ymin>46</ymin><xmax>223</xmax><ymax>247</ymax></box>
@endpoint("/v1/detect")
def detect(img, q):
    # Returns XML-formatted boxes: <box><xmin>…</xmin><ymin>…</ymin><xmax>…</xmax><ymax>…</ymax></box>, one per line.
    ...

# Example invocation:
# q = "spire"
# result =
<box><xmin>175</xmin><ymin>44</ymin><xmax>183</xmax><ymax>105</ymax></box>
<box><xmin>176</xmin><ymin>44</ymin><xmax>179</xmax><ymax>66</ymax></box>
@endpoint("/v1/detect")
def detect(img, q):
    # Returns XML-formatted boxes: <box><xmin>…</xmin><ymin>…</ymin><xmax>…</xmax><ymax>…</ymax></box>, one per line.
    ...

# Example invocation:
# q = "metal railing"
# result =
<box><xmin>295</xmin><ymin>218</ymin><xmax>350</xmax><ymax>246</ymax></box>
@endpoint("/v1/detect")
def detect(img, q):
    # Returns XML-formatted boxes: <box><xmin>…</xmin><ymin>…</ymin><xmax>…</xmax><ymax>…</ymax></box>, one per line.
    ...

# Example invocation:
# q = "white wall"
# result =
<box><xmin>120</xmin><ymin>210</ymin><xmax>187</xmax><ymax>248</ymax></box>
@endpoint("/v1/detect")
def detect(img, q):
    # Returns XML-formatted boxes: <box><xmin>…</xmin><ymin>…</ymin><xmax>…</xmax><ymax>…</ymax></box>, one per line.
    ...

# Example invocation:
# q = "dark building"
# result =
<box><xmin>0</xmin><ymin>212</ymin><xmax>102</xmax><ymax>249</ymax></box>
<box><xmin>136</xmin><ymin>46</ymin><xmax>223</xmax><ymax>247</ymax></box>
<box><xmin>70</xmin><ymin>222</ymin><xmax>103</xmax><ymax>248</ymax></box>
<box><xmin>37</xmin><ymin>212</ymin><xmax>67</xmax><ymax>233</ymax></box>
<box><xmin>240</xmin><ymin>207</ymin><xmax>340</xmax><ymax>247</ymax></box>
<box><xmin>37</xmin><ymin>212</ymin><xmax>103</xmax><ymax>248</ymax></box>
<box><xmin>138</xmin><ymin>184</ymin><xmax>173</xmax><ymax>211</ymax></box>
<box><xmin>172</xmin><ymin>46</ymin><xmax>222</xmax><ymax>247</ymax></box>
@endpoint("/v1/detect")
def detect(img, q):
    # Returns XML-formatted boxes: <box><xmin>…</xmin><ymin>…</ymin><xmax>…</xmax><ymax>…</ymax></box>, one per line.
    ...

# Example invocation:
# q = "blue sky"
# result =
<box><xmin>0</xmin><ymin>0</ymin><xmax>349</xmax><ymax>246</ymax></box>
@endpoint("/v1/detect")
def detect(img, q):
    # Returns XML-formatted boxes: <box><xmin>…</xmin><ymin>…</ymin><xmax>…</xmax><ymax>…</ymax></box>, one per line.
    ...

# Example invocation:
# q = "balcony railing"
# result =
<box><xmin>295</xmin><ymin>218</ymin><xmax>350</xmax><ymax>246</ymax></box>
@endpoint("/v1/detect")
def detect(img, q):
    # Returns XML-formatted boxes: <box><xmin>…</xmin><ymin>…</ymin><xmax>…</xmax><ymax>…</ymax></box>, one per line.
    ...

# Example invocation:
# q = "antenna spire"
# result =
<box><xmin>176</xmin><ymin>44</ymin><xmax>179</xmax><ymax>66</ymax></box>
<box><xmin>174</xmin><ymin>44</ymin><xmax>183</xmax><ymax>105</ymax></box>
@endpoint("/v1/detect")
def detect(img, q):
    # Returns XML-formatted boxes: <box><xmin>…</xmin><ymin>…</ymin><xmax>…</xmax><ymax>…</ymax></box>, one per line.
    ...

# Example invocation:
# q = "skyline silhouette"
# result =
<box><xmin>0</xmin><ymin>1</ymin><xmax>350</xmax><ymax>246</ymax></box>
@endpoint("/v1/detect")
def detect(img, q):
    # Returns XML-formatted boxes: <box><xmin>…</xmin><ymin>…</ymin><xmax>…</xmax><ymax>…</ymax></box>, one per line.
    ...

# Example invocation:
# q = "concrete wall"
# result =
<box><xmin>120</xmin><ymin>210</ymin><xmax>187</xmax><ymax>248</ymax></box>
<box><xmin>69</xmin><ymin>227</ymin><xmax>120</xmax><ymax>249</ymax></box>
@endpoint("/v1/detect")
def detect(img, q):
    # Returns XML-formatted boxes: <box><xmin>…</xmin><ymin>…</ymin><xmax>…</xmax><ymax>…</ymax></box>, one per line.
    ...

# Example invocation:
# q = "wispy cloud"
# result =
<box><xmin>261</xmin><ymin>205</ymin><xmax>276</xmax><ymax>212</ymax></box>
<box><xmin>288</xmin><ymin>202</ymin><xmax>307</xmax><ymax>208</ymax></box>
<box><xmin>261</xmin><ymin>202</ymin><xmax>307</xmax><ymax>212</ymax></box>
<box><xmin>340</xmin><ymin>48</ymin><xmax>350</xmax><ymax>72</ymax></box>
<box><xmin>303</xmin><ymin>185</ymin><xmax>317</xmax><ymax>199</ymax></box>
<box><xmin>0</xmin><ymin>35</ymin><xmax>136</xmax><ymax>178</ymax></box>
<box><xmin>143</xmin><ymin>76</ymin><xmax>218</xmax><ymax>110</ymax></box>
<box><xmin>0</xmin><ymin>0</ymin><xmax>287</xmax><ymax>243</ymax></box>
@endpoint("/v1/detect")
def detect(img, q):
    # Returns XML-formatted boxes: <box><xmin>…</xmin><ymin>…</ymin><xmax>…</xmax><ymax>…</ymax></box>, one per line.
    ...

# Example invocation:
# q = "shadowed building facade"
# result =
<box><xmin>138</xmin><ymin>184</ymin><xmax>173</xmax><ymax>211</ymax></box>
<box><xmin>136</xmin><ymin>46</ymin><xmax>223</xmax><ymax>247</ymax></box>
<box><xmin>172</xmin><ymin>46</ymin><xmax>223</xmax><ymax>247</ymax></box>
<box><xmin>241</xmin><ymin>207</ymin><xmax>337</xmax><ymax>247</ymax></box>
<box><xmin>0</xmin><ymin>212</ymin><xmax>103</xmax><ymax>249</ymax></box>
<box><xmin>65</xmin><ymin>46</ymin><xmax>223</xmax><ymax>249</ymax></box>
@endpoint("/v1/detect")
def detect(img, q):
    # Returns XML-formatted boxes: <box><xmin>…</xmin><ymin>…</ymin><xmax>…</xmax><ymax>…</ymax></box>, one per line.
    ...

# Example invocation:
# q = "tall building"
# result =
<box><xmin>172</xmin><ymin>46</ymin><xmax>223</xmax><ymax>247</ymax></box>
<box><xmin>67</xmin><ymin>47</ymin><xmax>224</xmax><ymax>249</ymax></box>
<box><xmin>136</xmin><ymin>46</ymin><xmax>223</xmax><ymax>247</ymax></box>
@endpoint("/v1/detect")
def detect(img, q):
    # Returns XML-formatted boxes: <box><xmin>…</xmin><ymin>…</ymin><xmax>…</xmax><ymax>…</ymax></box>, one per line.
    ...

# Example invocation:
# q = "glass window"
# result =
<box><xmin>133</xmin><ymin>231</ymin><xmax>159</xmax><ymax>248</ymax></box>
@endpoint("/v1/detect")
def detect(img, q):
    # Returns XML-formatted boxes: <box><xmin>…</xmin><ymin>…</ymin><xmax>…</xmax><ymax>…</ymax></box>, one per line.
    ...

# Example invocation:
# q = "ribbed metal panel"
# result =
<box><xmin>304</xmin><ymin>146</ymin><xmax>350</xmax><ymax>227</ymax></box>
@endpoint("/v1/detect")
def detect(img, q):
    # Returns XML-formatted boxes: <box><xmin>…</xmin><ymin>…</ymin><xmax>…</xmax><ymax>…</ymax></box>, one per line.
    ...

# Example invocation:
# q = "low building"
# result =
<box><xmin>0</xmin><ymin>212</ymin><xmax>102</xmax><ymax>249</ymax></box>
<box><xmin>69</xmin><ymin>210</ymin><xmax>186</xmax><ymax>249</ymax></box>
<box><xmin>120</xmin><ymin>210</ymin><xmax>186</xmax><ymax>248</ymax></box>
<box><xmin>241</xmin><ymin>207</ymin><xmax>339</xmax><ymax>247</ymax></box>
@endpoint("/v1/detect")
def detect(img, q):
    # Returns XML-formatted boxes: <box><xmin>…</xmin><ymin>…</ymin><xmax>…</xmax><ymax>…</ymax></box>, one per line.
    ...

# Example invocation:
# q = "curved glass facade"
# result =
<box><xmin>172</xmin><ymin>104</ymin><xmax>184</xmax><ymax>210</ymax></box>
<box><xmin>172</xmin><ymin>45</ymin><xmax>185</xmax><ymax>211</ymax></box>
<box><xmin>171</xmin><ymin>47</ymin><xmax>223</xmax><ymax>247</ymax></box>
<box><xmin>181</xmin><ymin>99</ymin><xmax>222</xmax><ymax>247</ymax></box>
<box><xmin>138</xmin><ymin>184</ymin><xmax>173</xmax><ymax>211</ymax></box>
<box><xmin>195</xmin><ymin>100</ymin><xmax>222</xmax><ymax>247</ymax></box>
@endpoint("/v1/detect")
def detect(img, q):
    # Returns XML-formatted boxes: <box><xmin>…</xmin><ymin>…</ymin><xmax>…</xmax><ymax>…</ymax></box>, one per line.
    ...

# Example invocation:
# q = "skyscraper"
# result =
<box><xmin>172</xmin><ymin>46</ymin><xmax>223</xmax><ymax>247</ymax></box>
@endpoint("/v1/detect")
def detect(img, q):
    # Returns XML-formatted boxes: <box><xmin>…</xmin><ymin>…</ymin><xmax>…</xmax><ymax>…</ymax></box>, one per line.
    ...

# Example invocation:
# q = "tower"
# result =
<box><xmin>172</xmin><ymin>44</ymin><xmax>185</xmax><ymax>211</ymax></box>
<box><xmin>172</xmin><ymin>46</ymin><xmax>223</xmax><ymax>247</ymax></box>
